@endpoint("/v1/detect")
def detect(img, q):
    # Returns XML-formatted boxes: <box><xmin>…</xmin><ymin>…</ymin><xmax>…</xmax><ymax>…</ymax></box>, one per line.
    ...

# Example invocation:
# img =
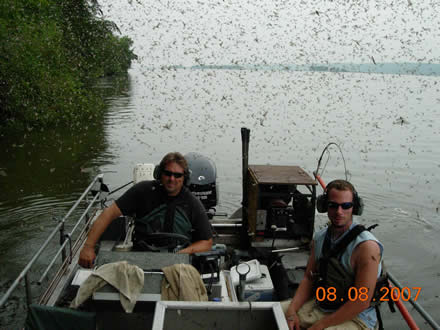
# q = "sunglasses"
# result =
<box><xmin>327</xmin><ymin>201</ymin><xmax>354</xmax><ymax>210</ymax></box>
<box><xmin>163</xmin><ymin>170</ymin><xmax>184</xmax><ymax>179</ymax></box>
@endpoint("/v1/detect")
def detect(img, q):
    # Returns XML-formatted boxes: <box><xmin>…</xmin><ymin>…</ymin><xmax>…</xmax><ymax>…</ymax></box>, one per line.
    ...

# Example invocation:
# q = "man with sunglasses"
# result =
<box><xmin>284</xmin><ymin>180</ymin><xmax>383</xmax><ymax>330</ymax></box>
<box><xmin>79</xmin><ymin>152</ymin><xmax>213</xmax><ymax>268</ymax></box>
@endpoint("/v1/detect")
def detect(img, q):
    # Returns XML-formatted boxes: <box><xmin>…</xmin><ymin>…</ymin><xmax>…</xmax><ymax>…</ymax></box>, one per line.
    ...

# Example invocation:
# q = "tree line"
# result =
<box><xmin>0</xmin><ymin>0</ymin><xmax>137</xmax><ymax>131</ymax></box>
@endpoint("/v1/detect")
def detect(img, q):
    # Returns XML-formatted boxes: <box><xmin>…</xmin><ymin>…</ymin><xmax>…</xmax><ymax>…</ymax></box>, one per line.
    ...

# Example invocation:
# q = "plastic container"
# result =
<box><xmin>133</xmin><ymin>163</ymin><xmax>155</xmax><ymax>183</ymax></box>
<box><xmin>230</xmin><ymin>259</ymin><xmax>262</xmax><ymax>286</ymax></box>
<box><xmin>243</xmin><ymin>265</ymin><xmax>274</xmax><ymax>301</ymax></box>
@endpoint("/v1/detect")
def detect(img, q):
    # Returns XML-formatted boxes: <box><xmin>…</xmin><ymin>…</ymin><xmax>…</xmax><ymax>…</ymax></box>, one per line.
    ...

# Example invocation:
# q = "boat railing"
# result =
<box><xmin>0</xmin><ymin>174</ymin><xmax>108</xmax><ymax>309</ymax></box>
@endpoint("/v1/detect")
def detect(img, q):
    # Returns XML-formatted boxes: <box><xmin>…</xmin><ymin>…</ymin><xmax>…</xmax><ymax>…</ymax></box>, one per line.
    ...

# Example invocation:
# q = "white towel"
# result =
<box><xmin>71</xmin><ymin>261</ymin><xmax>144</xmax><ymax>313</ymax></box>
<box><xmin>161</xmin><ymin>263</ymin><xmax>208</xmax><ymax>301</ymax></box>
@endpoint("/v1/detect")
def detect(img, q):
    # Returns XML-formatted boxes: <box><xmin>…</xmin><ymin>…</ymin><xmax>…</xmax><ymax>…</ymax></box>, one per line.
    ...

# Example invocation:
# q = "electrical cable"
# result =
<box><xmin>314</xmin><ymin>142</ymin><xmax>349</xmax><ymax>184</ymax></box>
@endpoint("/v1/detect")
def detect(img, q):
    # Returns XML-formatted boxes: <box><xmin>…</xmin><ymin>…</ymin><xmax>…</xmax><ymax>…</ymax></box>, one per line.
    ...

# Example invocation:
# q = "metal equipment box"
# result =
<box><xmin>246</xmin><ymin>165</ymin><xmax>317</xmax><ymax>242</ymax></box>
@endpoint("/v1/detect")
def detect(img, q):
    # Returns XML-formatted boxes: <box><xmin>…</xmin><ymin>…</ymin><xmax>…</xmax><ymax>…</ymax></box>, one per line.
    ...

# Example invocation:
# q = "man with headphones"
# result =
<box><xmin>284</xmin><ymin>180</ymin><xmax>383</xmax><ymax>330</ymax></box>
<box><xmin>79</xmin><ymin>152</ymin><xmax>213</xmax><ymax>268</ymax></box>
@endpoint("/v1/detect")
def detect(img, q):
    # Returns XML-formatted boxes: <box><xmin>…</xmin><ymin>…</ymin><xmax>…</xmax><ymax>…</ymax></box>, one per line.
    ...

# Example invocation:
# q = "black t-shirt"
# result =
<box><xmin>115</xmin><ymin>181</ymin><xmax>212</xmax><ymax>242</ymax></box>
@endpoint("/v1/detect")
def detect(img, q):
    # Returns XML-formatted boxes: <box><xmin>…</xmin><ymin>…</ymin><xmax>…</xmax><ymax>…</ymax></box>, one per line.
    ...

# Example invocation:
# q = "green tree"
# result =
<box><xmin>0</xmin><ymin>0</ymin><xmax>136</xmax><ymax>130</ymax></box>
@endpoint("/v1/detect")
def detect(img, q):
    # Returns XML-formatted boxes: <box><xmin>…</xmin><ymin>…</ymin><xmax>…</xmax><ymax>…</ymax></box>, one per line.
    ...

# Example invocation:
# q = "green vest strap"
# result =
<box><xmin>134</xmin><ymin>204</ymin><xmax>192</xmax><ymax>241</ymax></box>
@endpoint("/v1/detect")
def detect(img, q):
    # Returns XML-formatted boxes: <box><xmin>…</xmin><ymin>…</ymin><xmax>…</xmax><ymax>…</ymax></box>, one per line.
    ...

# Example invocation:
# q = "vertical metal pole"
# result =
<box><xmin>24</xmin><ymin>273</ymin><xmax>32</xmax><ymax>307</ymax></box>
<box><xmin>310</xmin><ymin>185</ymin><xmax>316</xmax><ymax>240</ymax></box>
<box><xmin>85</xmin><ymin>186</ymin><xmax>90</xmax><ymax>225</ymax></box>
<box><xmin>59</xmin><ymin>221</ymin><xmax>66</xmax><ymax>262</ymax></box>
<box><xmin>240</xmin><ymin>127</ymin><xmax>251</xmax><ymax>249</ymax></box>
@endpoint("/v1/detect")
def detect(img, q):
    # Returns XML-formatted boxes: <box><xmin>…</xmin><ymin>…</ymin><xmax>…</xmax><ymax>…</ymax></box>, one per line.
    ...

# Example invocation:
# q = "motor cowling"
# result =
<box><xmin>185</xmin><ymin>152</ymin><xmax>218</xmax><ymax>211</ymax></box>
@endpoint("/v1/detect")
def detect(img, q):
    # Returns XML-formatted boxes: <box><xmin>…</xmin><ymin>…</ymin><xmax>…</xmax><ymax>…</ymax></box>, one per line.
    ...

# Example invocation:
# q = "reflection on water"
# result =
<box><xmin>0</xmin><ymin>75</ymin><xmax>134</xmax><ymax>327</ymax></box>
<box><xmin>0</xmin><ymin>75</ymin><xmax>131</xmax><ymax>267</ymax></box>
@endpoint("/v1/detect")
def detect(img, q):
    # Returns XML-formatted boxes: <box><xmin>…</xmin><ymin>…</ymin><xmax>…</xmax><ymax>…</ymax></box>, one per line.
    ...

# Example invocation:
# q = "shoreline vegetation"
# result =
<box><xmin>175</xmin><ymin>62</ymin><xmax>440</xmax><ymax>76</ymax></box>
<box><xmin>0</xmin><ymin>0</ymin><xmax>137</xmax><ymax>133</ymax></box>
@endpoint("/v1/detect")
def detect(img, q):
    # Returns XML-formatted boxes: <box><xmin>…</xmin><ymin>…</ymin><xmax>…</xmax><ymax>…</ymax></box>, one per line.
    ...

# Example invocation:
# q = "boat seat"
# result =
<box><xmin>93</xmin><ymin>271</ymin><xmax>164</xmax><ymax>302</ymax></box>
<box><xmin>68</xmin><ymin>252</ymin><xmax>191</xmax><ymax>304</ymax></box>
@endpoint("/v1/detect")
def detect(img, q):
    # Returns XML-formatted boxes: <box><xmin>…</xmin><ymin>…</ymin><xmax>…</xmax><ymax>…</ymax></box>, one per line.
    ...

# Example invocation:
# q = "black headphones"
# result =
<box><xmin>316</xmin><ymin>180</ymin><xmax>364</xmax><ymax>216</ymax></box>
<box><xmin>153</xmin><ymin>160</ymin><xmax>190</xmax><ymax>186</ymax></box>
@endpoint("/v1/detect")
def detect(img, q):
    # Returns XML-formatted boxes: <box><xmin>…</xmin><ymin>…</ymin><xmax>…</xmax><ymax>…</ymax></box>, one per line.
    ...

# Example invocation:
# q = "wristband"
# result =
<box><xmin>286</xmin><ymin>314</ymin><xmax>296</xmax><ymax>321</ymax></box>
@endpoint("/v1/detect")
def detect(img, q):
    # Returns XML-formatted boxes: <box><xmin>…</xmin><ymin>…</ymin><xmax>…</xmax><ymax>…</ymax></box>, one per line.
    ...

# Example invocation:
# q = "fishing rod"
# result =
<box><xmin>108</xmin><ymin>180</ymin><xmax>134</xmax><ymax>196</ymax></box>
<box><xmin>313</xmin><ymin>171</ymin><xmax>440</xmax><ymax>329</ymax></box>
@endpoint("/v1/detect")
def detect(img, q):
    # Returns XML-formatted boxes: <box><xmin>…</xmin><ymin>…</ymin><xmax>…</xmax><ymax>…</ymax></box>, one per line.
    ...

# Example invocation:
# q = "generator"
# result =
<box><xmin>246</xmin><ymin>165</ymin><xmax>317</xmax><ymax>242</ymax></box>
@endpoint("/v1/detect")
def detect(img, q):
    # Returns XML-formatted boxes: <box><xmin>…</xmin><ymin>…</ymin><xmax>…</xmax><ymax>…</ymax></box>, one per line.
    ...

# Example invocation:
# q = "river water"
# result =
<box><xmin>1</xmin><ymin>0</ymin><xmax>440</xmax><ymax>328</ymax></box>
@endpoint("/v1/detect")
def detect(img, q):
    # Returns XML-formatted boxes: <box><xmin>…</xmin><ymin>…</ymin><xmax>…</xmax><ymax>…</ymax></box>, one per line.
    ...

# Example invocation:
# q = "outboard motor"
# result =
<box><xmin>185</xmin><ymin>152</ymin><xmax>218</xmax><ymax>212</ymax></box>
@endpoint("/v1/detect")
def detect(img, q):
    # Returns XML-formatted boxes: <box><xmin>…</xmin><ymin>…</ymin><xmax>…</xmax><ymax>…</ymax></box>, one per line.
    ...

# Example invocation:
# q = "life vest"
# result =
<box><xmin>314</xmin><ymin>225</ymin><xmax>389</xmax><ymax>310</ymax></box>
<box><xmin>133</xmin><ymin>202</ymin><xmax>193</xmax><ymax>247</ymax></box>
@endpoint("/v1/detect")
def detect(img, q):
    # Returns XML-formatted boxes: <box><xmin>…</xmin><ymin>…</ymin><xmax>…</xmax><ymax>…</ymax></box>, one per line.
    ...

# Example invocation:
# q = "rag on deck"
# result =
<box><xmin>161</xmin><ymin>264</ymin><xmax>208</xmax><ymax>301</ymax></box>
<box><xmin>70</xmin><ymin>261</ymin><xmax>144</xmax><ymax>313</ymax></box>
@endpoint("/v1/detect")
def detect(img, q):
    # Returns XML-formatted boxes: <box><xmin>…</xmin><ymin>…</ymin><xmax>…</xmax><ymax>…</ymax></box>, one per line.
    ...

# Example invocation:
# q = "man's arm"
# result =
<box><xmin>182</xmin><ymin>193</ymin><xmax>213</xmax><ymax>254</ymax></box>
<box><xmin>285</xmin><ymin>241</ymin><xmax>317</xmax><ymax>330</ymax></box>
<box><xmin>177</xmin><ymin>238</ymin><xmax>213</xmax><ymax>254</ymax></box>
<box><xmin>309</xmin><ymin>240</ymin><xmax>381</xmax><ymax>330</ymax></box>
<box><xmin>78</xmin><ymin>202</ymin><xmax>122</xmax><ymax>268</ymax></box>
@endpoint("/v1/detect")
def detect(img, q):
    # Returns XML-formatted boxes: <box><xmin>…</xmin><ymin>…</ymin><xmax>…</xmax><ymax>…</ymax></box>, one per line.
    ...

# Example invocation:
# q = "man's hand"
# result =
<box><xmin>77</xmin><ymin>203</ymin><xmax>122</xmax><ymax>268</ymax></box>
<box><xmin>307</xmin><ymin>322</ymin><xmax>325</xmax><ymax>330</ymax></box>
<box><xmin>286</xmin><ymin>313</ymin><xmax>301</xmax><ymax>330</ymax></box>
<box><xmin>78</xmin><ymin>245</ymin><xmax>96</xmax><ymax>268</ymax></box>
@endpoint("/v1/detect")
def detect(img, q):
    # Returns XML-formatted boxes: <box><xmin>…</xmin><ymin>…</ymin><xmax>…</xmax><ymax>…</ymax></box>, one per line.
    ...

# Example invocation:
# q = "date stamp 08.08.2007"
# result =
<box><xmin>315</xmin><ymin>286</ymin><xmax>421</xmax><ymax>303</ymax></box>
